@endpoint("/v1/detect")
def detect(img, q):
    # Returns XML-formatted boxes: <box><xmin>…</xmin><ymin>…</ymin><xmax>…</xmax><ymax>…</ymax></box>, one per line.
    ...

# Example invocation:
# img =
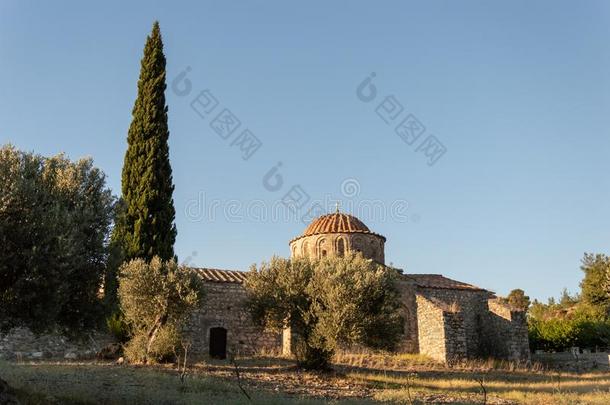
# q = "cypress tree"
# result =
<box><xmin>114</xmin><ymin>21</ymin><xmax>176</xmax><ymax>262</ymax></box>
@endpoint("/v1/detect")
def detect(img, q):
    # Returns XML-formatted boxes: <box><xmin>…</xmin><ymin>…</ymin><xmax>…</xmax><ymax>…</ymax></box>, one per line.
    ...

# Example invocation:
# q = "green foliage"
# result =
<box><xmin>293</xmin><ymin>338</ymin><xmax>333</xmax><ymax>371</ymax></box>
<box><xmin>580</xmin><ymin>253</ymin><xmax>610</xmax><ymax>314</ymax></box>
<box><xmin>106</xmin><ymin>311</ymin><xmax>130</xmax><ymax>343</ymax></box>
<box><xmin>528</xmin><ymin>318</ymin><xmax>579</xmax><ymax>351</ymax></box>
<box><xmin>245</xmin><ymin>253</ymin><xmax>403</xmax><ymax>370</ymax></box>
<box><xmin>124</xmin><ymin>323</ymin><xmax>181</xmax><ymax>364</ymax></box>
<box><xmin>527</xmin><ymin>253</ymin><xmax>610</xmax><ymax>351</ymax></box>
<box><xmin>529</xmin><ymin>317</ymin><xmax>610</xmax><ymax>352</ymax></box>
<box><xmin>0</xmin><ymin>145</ymin><xmax>114</xmax><ymax>331</ymax></box>
<box><xmin>113</xmin><ymin>21</ymin><xmax>177</xmax><ymax>262</ymax></box>
<box><xmin>309</xmin><ymin>254</ymin><xmax>403</xmax><ymax>351</ymax></box>
<box><xmin>245</xmin><ymin>256</ymin><xmax>313</xmax><ymax>332</ymax></box>
<box><xmin>118</xmin><ymin>257</ymin><xmax>205</xmax><ymax>363</ymax></box>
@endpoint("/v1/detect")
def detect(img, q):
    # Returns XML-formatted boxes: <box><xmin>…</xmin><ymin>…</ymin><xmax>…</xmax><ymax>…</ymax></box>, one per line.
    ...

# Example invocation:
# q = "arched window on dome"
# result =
<box><xmin>336</xmin><ymin>238</ymin><xmax>345</xmax><ymax>257</ymax></box>
<box><xmin>302</xmin><ymin>241</ymin><xmax>309</xmax><ymax>257</ymax></box>
<box><xmin>317</xmin><ymin>238</ymin><xmax>327</xmax><ymax>258</ymax></box>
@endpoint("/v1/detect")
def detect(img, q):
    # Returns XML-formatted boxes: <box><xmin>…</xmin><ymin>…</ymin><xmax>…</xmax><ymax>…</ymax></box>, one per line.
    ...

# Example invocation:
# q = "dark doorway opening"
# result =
<box><xmin>209</xmin><ymin>327</ymin><xmax>227</xmax><ymax>359</ymax></box>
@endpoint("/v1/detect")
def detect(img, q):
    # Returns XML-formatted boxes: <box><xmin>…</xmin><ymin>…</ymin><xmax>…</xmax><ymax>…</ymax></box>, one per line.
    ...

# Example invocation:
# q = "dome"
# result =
<box><xmin>290</xmin><ymin>211</ymin><xmax>386</xmax><ymax>243</ymax></box>
<box><xmin>305</xmin><ymin>212</ymin><xmax>370</xmax><ymax>235</ymax></box>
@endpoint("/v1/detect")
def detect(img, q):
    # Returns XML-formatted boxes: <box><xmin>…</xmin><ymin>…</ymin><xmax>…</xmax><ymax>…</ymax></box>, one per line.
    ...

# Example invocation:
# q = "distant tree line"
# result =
<box><xmin>527</xmin><ymin>253</ymin><xmax>610</xmax><ymax>352</ymax></box>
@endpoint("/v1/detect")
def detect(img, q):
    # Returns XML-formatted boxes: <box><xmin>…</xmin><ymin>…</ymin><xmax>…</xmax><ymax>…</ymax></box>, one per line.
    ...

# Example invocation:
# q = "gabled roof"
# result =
<box><xmin>403</xmin><ymin>274</ymin><xmax>490</xmax><ymax>292</ymax></box>
<box><xmin>191</xmin><ymin>267</ymin><xmax>491</xmax><ymax>294</ymax></box>
<box><xmin>192</xmin><ymin>268</ymin><xmax>247</xmax><ymax>284</ymax></box>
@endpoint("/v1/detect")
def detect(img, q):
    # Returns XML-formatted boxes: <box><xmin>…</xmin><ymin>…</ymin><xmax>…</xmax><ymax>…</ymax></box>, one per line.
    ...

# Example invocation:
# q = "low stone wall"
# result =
<box><xmin>0</xmin><ymin>327</ymin><xmax>114</xmax><ymax>361</ymax></box>
<box><xmin>533</xmin><ymin>352</ymin><xmax>610</xmax><ymax>371</ymax></box>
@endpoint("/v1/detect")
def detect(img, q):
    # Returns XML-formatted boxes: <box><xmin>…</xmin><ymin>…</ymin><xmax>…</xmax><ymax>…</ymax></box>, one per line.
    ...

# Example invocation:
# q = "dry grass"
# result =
<box><xmin>0</xmin><ymin>360</ymin><xmax>372</xmax><ymax>404</ymax></box>
<box><xmin>2</xmin><ymin>354</ymin><xmax>610</xmax><ymax>404</ymax></box>
<box><xmin>351</xmin><ymin>368</ymin><xmax>610</xmax><ymax>404</ymax></box>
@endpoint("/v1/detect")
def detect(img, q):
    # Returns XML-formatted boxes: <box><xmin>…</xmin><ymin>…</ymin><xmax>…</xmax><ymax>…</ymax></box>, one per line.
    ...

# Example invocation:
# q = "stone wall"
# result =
<box><xmin>185</xmin><ymin>281</ymin><xmax>281</xmax><ymax>358</ymax></box>
<box><xmin>413</xmin><ymin>288</ymin><xmax>530</xmax><ymax>362</ymax></box>
<box><xmin>533</xmin><ymin>351</ymin><xmax>609</xmax><ymax>371</ymax></box>
<box><xmin>0</xmin><ymin>327</ymin><xmax>114</xmax><ymax>361</ymax></box>
<box><xmin>415</xmin><ymin>295</ymin><xmax>467</xmax><ymax>363</ymax></box>
<box><xmin>395</xmin><ymin>278</ymin><xmax>419</xmax><ymax>353</ymax></box>
<box><xmin>290</xmin><ymin>232</ymin><xmax>385</xmax><ymax>264</ymax></box>
<box><xmin>485</xmin><ymin>299</ymin><xmax>530</xmax><ymax>361</ymax></box>
<box><xmin>417</xmin><ymin>287</ymin><xmax>490</xmax><ymax>358</ymax></box>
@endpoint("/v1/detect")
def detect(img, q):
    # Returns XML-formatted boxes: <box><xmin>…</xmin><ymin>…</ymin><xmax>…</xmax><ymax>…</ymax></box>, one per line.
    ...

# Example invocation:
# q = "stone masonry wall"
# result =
<box><xmin>185</xmin><ymin>281</ymin><xmax>281</xmax><ymax>358</ymax></box>
<box><xmin>417</xmin><ymin>288</ymin><xmax>490</xmax><ymax>358</ymax></box>
<box><xmin>290</xmin><ymin>232</ymin><xmax>385</xmax><ymax>264</ymax></box>
<box><xmin>395</xmin><ymin>278</ymin><xmax>419</xmax><ymax>353</ymax></box>
<box><xmin>414</xmin><ymin>288</ymin><xmax>530</xmax><ymax>362</ymax></box>
<box><xmin>443</xmin><ymin>311</ymin><xmax>467</xmax><ymax>364</ymax></box>
<box><xmin>485</xmin><ymin>298</ymin><xmax>530</xmax><ymax>361</ymax></box>
<box><xmin>0</xmin><ymin>327</ymin><xmax>114</xmax><ymax>361</ymax></box>
<box><xmin>416</xmin><ymin>295</ymin><xmax>467</xmax><ymax>363</ymax></box>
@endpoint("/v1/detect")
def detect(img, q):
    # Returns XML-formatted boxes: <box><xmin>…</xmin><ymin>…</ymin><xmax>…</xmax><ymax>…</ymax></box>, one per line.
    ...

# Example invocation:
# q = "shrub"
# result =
<box><xmin>123</xmin><ymin>332</ymin><xmax>148</xmax><ymax>363</ymax></box>
<box><xmin>529</xmin><ymin>317</ymin><xmax>610</xmax><ymax>351</ymax></box>
<box><xmin>106</xmin><ymin>311</ymin><xmax>130</xmax><ymax>343</ymax></box>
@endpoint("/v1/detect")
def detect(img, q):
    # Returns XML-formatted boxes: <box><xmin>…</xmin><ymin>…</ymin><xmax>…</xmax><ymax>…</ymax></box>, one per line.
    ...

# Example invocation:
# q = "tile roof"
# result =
<box><xmin>404</xmin><ymin>274</ymin><xmax>489</xmax><ymax>292</ymax></box>
<box><xmin>291</xmin><ymin>212</ymin><xmax>386</xmax><ymax>243</ymax></box>
<box><xmin>192</xmin><ymin>268</ymin><xmax>247</xmax><ymax>284</ymax></box>
<box><xmin>191</xmin><ymin>268</ymin><xmax>490</xmax><ymax>293</ymax></box>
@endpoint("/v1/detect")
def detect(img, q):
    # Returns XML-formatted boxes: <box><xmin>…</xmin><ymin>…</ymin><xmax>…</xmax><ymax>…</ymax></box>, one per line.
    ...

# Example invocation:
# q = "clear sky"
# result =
<box><xmin>2</xmin><ymin>0</ymin><xmax>609</xmax><ymax>302</ymax></box>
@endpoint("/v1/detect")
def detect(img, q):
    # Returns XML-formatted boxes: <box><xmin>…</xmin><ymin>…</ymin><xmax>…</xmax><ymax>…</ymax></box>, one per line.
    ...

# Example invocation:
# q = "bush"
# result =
<box><xmin>106</xmin><ymin>311</ymin><xmax>130</xmax><ymax>343</ymax></box>
<box><xmin>529</xmin><ymin>317</ymin><xmax>610</xmax><ymax>351</ymax></box>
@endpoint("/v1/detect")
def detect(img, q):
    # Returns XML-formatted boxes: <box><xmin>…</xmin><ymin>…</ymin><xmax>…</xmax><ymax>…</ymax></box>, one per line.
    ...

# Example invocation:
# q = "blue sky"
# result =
<box><xmin>2</xmin><ymin>1</ymin><xmax>609</xmax><ymax>301</ymax></box>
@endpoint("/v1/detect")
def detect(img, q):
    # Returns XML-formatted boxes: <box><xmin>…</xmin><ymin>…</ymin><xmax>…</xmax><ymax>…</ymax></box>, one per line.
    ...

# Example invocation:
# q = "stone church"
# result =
<box><xmin>185</xmin><ymin>212</ymin><xmax>530</xmax><ymax>363</ymax></box>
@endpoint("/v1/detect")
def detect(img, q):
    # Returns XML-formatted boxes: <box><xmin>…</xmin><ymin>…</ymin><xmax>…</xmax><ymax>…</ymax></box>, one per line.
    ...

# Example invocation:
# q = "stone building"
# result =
<box><xmin>186</xmin><ymin>211</ymin><xmax>530</xmax><ymax>363</ymax></box>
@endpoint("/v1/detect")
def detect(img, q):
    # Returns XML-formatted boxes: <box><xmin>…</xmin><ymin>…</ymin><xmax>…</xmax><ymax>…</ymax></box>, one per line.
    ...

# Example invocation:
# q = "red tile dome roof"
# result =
<box><xmin>291</xmin><ymin>212</ymin><xmax>386</xmax><ymax>243</ymax></box>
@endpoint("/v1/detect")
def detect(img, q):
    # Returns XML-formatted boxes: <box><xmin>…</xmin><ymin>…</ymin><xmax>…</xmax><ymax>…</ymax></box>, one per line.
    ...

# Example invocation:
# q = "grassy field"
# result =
<box><xmin>2</xmin><ymin>355</ymin><xmax>610</xmax><ymax>404</ymax></box>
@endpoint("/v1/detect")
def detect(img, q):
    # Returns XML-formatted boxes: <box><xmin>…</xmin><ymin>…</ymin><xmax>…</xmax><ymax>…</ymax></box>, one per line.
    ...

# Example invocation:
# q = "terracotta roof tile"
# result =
<box><xmin>291</xmin><ymin>212</ymin><xmax>385</xmax><ymax>243</ymax></box>
<box><xmin>192</xmin><ymin>268</ymin><xmax>247</xmax><ymax>284</ymax></box>
<box><xmin>404</xmin><ymin>274</ymin><xmax>489</xmax><ymax>292</ymax></box>
<box><xmin>191</xmin><ymin>268</ymin><xmax>489</xmax><ymax>293</ymax></box>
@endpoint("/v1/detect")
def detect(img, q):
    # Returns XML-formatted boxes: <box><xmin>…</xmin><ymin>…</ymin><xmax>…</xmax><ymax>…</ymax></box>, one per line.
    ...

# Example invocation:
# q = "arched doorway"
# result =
<box><xmin>209</xmin><ymin>327</ymin><xmax>227</xmax><ymax>359</ymax></box>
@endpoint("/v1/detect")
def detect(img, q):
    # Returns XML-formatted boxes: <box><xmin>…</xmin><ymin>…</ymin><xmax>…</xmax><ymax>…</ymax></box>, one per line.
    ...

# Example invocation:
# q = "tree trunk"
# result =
<box><xmin>145</xmin><ymin>313</ymin><xmax>168</xmax><ymax>361</ymax></box>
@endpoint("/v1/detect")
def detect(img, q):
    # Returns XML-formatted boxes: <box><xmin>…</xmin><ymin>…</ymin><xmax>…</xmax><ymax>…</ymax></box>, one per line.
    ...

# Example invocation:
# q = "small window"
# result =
<box><xmin>337</xmin><ymin>238</ymin><xmax>345</xmax><ymax>257</ymax></box>
<box><xmin>317</xmin><ymin>238</ymin><xmax>327</xmax><ymax>258</ymax></box>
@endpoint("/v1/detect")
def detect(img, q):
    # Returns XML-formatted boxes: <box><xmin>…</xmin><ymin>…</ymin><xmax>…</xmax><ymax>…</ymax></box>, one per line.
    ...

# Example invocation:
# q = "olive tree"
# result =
<box><xmin>245</xmin><ymin>253</ymin><xmax>403</xmax><ymax>369</ymax></box>
<box><xmin>0</xmin><ymin>145</ymin><xmax>114</xmax><ymax>331</ymax></box>
<box><xmin>118</xmin><ymin>257</ymin><xmax>205</xmax><ymax>363</ymax></box>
